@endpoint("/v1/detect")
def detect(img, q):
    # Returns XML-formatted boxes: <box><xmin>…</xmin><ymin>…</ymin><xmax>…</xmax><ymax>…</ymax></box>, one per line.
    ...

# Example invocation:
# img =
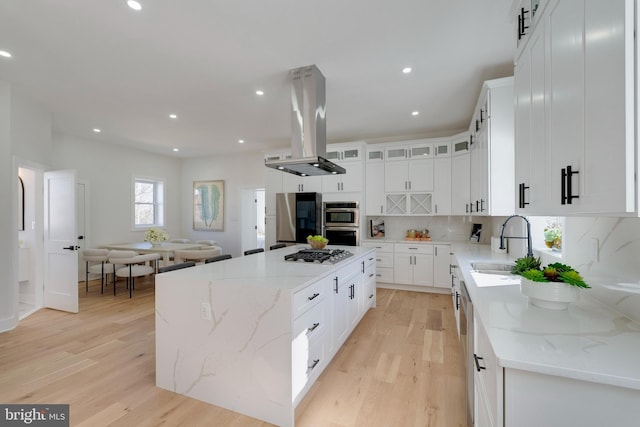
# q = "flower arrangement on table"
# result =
<box><xmin>145</xmin><ymin>227</ymin><xmax>168</xmax><ymax>244</ymax></box>
<box><xmin>511</xmin><ymin>255</ymin><xmax>589</xmax><ymax>310</ymax></box>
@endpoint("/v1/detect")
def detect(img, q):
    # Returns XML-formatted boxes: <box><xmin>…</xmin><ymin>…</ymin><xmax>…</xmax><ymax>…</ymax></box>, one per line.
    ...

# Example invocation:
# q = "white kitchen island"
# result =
<box><xmin>155</xmin><ymin>245</ymin><xmax>376</xmax><ymax>427</ymax></box>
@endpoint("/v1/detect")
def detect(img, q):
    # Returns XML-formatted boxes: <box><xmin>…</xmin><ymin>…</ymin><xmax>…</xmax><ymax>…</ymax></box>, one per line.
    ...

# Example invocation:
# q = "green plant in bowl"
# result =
<box><xmin>307</xmin><ymin>235</ymin><xmax>328</xmax><ymax>249</ymax></box>
<box><xmin>512</xmin><ymin>256</ymin><xmax>590</xmax><ymax>288</ymax></box>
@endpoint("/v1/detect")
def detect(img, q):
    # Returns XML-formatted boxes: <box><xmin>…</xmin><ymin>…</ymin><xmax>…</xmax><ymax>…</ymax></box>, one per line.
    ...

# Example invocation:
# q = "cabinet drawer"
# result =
<box><xmin>394</xmin><ymin>243</ymin><xmax>434</xmax><ymax>254</ymax></box>
<box><xmin>375</xmin><ymin>267</ymin><xmax>394</xmax><ymax>283</ymax></box>
<box><xmin>293</xmin><ymin>278</ymin><xmax>328</xmax><ymax>318</ymax></box>
<box><xmin>375</xmin><ymin>252</ymin><xmax>393</xmax><ymax>268</ymax></box>
<box><xmin>475</xmin><ymin>317</ymin><xmax>501</xmax><ymax>424</ymax></box>
<box><xmin>362</xmin><ymin>241</ymin><xmax>394</xmax><ymax>253</ymax></box>
<box><xmin>292</xmin><ymin>331</ymin><xmax>326</xmax><ymax>401</ymax></box>
<box><xmin>293</xmin><ymin>298</ymin><xmax>327</xmax><ymax>343</ymax></box>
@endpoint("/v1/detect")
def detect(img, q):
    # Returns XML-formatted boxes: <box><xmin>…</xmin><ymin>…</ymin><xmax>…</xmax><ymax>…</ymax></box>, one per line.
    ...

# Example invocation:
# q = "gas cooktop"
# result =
<box><xmin>284</xmin><ymin>248</ymin><xmax>353</xmax><ymax>264</ymax></box>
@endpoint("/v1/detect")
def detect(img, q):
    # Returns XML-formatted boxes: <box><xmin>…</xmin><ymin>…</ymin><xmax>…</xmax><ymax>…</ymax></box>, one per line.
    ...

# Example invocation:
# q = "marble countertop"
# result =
<box><xmin>451</xmin><ymin>243</ymin><xmax>640</xmax><ymax>391</ymax></box>
<box><xmin>157</xmin><ymin>244</ymin><xmax>375</xmax><ymax>292</ymax></box>
<box><xmin>361</xmin><ymin>238</ymin><xmax>454</xmax><ymax>245</ymax></box>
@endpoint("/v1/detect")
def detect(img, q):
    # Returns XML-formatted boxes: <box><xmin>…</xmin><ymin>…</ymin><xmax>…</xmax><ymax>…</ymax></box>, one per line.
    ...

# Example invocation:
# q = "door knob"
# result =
<box><xmin>63</xmin><ymin>245</ymin><xmax>80</xmax><ymax>251</ymax></box>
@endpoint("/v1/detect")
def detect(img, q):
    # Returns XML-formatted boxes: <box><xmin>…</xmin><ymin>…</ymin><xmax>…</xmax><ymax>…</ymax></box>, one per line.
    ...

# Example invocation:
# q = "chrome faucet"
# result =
<box><xmin>499</xmin><ymin>215</ymin><xmax>533</xmax><ymax>257</ymax></box>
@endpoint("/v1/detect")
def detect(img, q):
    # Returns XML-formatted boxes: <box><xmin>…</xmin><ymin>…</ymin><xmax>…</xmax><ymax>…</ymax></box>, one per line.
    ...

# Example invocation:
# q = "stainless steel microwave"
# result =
<box><xmin>323</xmin><ymin>202</ymin><xmax>359</xmax><ymax>227</ymax></box>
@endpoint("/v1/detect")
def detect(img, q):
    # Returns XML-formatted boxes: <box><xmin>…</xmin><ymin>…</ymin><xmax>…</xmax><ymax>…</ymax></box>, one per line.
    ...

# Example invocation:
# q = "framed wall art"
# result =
<box><xmin>193</xmin><ymin>180</ymin><xmax>224</xmax><ymax>231</ymax></box>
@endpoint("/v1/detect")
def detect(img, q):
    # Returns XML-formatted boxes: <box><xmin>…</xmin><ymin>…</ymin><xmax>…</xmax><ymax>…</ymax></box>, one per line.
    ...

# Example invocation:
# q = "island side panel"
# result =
<box><xmin>156</xmin><ymin>275</ymin><xmax>294</xmax><ymax>427</ymax></box>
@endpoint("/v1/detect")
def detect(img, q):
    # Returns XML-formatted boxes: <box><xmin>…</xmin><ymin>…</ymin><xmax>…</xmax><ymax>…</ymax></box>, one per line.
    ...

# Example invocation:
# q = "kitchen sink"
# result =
<box><xmin>469</xmin><ymin>262</ymin><xmax>519</xmax><ymax>287</ymax></box>
<box><xmin>470</xmin><ymin>262</ymin><xmax>514</xmax><ymax>275</ymax></box>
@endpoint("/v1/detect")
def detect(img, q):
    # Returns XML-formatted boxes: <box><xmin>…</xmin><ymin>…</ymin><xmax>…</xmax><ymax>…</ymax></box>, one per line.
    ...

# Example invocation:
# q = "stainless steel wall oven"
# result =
<box><xmin>323</xmin><ymin>202</ymin><xmax>360</xmax><ymax>246</ymax></box>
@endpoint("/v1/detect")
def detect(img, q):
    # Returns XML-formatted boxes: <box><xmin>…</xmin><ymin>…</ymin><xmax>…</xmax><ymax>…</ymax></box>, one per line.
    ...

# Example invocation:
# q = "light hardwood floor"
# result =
<box><xmin>0</xmin><ymin>277</ymin><xmax>467</xmax><ymax>427</ymax></box>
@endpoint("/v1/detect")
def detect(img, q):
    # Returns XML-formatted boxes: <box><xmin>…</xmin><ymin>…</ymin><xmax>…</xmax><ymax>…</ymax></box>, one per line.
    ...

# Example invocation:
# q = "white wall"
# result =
<box><xmin>0</xmin><ymin>82</ymin><xmax>16</xmax><ymax>331</ymax></box>
<box><xmin>180</xmin><ymin>151</ymin><xmax>265</xmax><ymax>257</ymax></box>
<box><xmin>10</xmin><ymin>87</ymin><xmax>52</xmax><ymax>165</ymax></box>
<box><xmin>51</xmin><ymin>133</ymin><xmax>183</xmax><ymax>247</ymax></box>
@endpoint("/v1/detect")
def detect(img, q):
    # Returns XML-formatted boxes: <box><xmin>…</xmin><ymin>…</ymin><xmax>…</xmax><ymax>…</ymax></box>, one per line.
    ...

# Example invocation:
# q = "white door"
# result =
<box><xmin>44</xmin><ymin>170</ymin><xmax>78</xmax><ymax>313</ymax></box>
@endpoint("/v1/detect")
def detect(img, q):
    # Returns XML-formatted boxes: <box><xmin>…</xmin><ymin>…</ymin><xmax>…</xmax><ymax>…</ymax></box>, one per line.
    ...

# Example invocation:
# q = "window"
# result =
<box><xmin>133</xmin><ymin>177</ymin><xmax>164</xmax><ymax>229</ymax></box>
<box><xmin>529</xmin><ymin>216</ymin><xmax>564</xmax><ymax>256</ymax></box>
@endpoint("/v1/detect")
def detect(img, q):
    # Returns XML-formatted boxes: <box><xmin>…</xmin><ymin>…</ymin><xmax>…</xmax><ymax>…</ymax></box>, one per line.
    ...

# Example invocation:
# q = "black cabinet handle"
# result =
<box><xmin>474</xmin><ymin>354</ymin><xmax>486</xmax><ymax>372</ymax></box>
<box><xmin>334</xmin><ymin>277</ymin><xmax>339</xmax><ymax>294</ymax></box>
<box><xmin>475</xmin><ymin>119</ymin><xmax>480</xmax><ymax>132</ymax></box>
<box><xmin>308</xmin><ymin>292</ymin><xmax>319</xmax><ymax>301</ymax></box>
<box><xmin>480</xmin><ymin>199</ymin><xmax>485</xmax><ymax>212</ymax></box>
<box><xmin>561</xmin><ymin>165</ymin><xmax>579</xmax><ymax>205</ymax></box>
<box><xmin>308</xmin><ymin>322</ymin><xmax>320</xmax><ymax>332</ymax></box>
<box><xmin>63</xmin><ymin>245</ymin><xmax>80</xmax><ymax>251</ymax></box>
<box><xmin>518</xmin><ymin>7</ymin><xmax>529</xmax><ymax>40</ymax></box>
<box><xmin>518</xmin><ymin>183</ymin><xmax>530</xmax><ymax>208</ymax></box>
<box><xmin>455</xmin><ymin>292</ymin><xmax>460</xmax><ymax>310</ymax></box>
<box><xmin>470</xmin><ymin>135</ymin><xmax>474</xmax><ymax>145</ymax></box>
<box><xmin>307</xmin><ymin>359</ymin><xmax>320</xmax><ymax>372</ymax></box>
<box><xmin>480</xmin><ymin>109</ymin><xmax>485</xmax><ymax>123</ymax></box>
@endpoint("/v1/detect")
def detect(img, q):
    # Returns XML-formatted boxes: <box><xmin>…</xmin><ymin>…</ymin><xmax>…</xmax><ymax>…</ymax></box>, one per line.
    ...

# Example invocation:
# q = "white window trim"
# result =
<box><xmin>131</xmin><ymin>175</ymin><xmax>165</xmax><ymax>231</ymax></box>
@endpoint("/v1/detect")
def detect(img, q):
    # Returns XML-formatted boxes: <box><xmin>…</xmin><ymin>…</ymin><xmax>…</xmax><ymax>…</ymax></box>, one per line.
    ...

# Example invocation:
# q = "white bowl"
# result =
<box><xmin>520</xmin><ymin>278</ymin><xmax>579</xmax><ymax>310</ymax></box>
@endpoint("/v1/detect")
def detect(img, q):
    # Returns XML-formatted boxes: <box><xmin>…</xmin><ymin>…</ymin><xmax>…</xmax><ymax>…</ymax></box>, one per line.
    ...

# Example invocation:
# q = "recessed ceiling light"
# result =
<box><xmin>256</xmin><ymin>90</ymin><xmax>264</xmax><ymax>96</ymax></box>
<box><xmin>238</xmin><ymin>139</ymin><xmax>245</xmax><ymax>144</ymax></box>
<box><xmin>411</xmin><ymin>111</ymin><xmax>419</xmax><ymax>116</ymax></box>
<box><xmin>169</xmin><ymin>114</ymin><xmax>177</xmax><ymax>119</ymax></box>
<box><xmin>402</xmin><ymin>67</ymin><xmax>412</xmax><ymax>74</ymax></box>
<box><xmin>127</xmin><ymin>0</ymin><xmax>142</xmax><ymax>11</ymax></box>
<box><xmin>93</xmin><ymin>128</ymin><xmax>101</xmax><ymax>133</ymax></box>
<box><xmin>0</xmin><ymin>50</ymin><xmax>12</xmax><ymax>58</ymax></box>
<box><xmin>173</xmin><ymin>148</ymin><xmax>179</xmax><ymax>152</ymax></box>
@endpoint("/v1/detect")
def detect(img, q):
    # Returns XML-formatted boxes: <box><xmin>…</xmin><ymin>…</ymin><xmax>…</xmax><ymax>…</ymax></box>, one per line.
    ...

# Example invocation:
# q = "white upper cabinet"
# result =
<box><xmin>282</xmin><ymin>171</ymin><xmax>322</xmax><ymax>193</ymax></box>
<box><xmin>384</xmin><ymin>140</ymin><xmax>434</xmax><ymax>193</ymax></box>
<box><xmin>322</xmin><ymin>142</ymin><xmax>365</xmax><ymax>196</ymax></box>
<box><xmin>433</xmin><ymin>138</ymin><xmax>451</xmax><ymax>215</ymax></box>
<box><xmin>365</xmin><ymin>147</ymin><xmax>385</xmax><ymax>215</ymax></box>
<box><xmin>470</xmin><ymin>77</ymin><xmax>515</xmax><ymax>216</ymax></box>
<box><xmin>514</xmin><ymin>0</ymin><xmax>635</xmax><ymax>215</ymax></box>
<box><xmin>451</xmin><ymin>133</ymin><xmax>471</xmax><ymax>215</ymax></box>
<box><xmin>325</xmin><ymin>144</ymin><xmax>363</xmax><ymax>163</ymax></box>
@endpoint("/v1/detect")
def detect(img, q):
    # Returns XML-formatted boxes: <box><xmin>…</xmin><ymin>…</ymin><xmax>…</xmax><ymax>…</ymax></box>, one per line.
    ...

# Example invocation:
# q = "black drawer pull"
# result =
<box><xmin>307</xmin><ymin>322</ymin><xmax>320</xmax><ymax>332</ymax></box>
<box><xmin>307</xmin><ymin>359</ymin><xmax>320</xmax><ymax>372</ymax></box>
<box><xmin>474</xmin><ymin>354</ymin><xmax>486</xmax><ymax>372</ymax></box>
<box><xmin>308</xmin><ymin>292</ymin><xmax>320</xmax><ymax>301</ymax></box>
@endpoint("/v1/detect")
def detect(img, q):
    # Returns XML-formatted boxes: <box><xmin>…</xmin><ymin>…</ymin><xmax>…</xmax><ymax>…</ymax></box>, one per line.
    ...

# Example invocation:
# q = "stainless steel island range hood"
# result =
<box><xmin>265</xmin><ymin>65</ymin><xmax>345</xmax><ymax>176</ymax></box>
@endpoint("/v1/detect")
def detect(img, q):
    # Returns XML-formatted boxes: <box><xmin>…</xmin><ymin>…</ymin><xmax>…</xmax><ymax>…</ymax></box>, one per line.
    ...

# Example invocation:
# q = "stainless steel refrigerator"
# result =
<box><xmin>276</xmin><ymin>192</ymin><xmax>322</xmax><ymax>244</ymax></box>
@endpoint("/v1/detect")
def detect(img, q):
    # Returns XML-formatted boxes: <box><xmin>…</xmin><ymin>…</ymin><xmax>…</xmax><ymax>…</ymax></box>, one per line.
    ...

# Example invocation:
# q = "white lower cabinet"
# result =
<box><xmin>474</xmin><ymin>315</ymin><xmax>503</xmax><ymax>427</ymax></box>
<box><xmin>393</xmin><ymin>244</ymin><xmax>433</xmax><ymax>287</ymax></box>
<box><xmin>331</xmin><ymin>257</ymin><xmax>369</xmax><ymax>350</ymax></box>
<box><xmin>433</xmin><ymin>244</ymin><xmax>450</xmax><ymax>289</ymax></box>
<box><xmin>474</xmin><ymin>309</ymin><xmax>640</xmax><ymax>427</ymax></box>
<box><xmin>361</xmin><ymin>241</ymin><xmax>394</xmax><ymax>283</ymax></box>
<box><xmin>292</xmin><ymin>290</ymin><xmax>328</xmax><ymax>404</ymax></box>
<box><xmin>364</xmin><ymin>253</ymin><xmax>376</xmax><ymax>308</ymax></box>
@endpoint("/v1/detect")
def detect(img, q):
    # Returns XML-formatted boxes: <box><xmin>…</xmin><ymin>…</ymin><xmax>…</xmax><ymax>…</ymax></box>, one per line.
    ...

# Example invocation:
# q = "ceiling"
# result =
<box><xmin>0</xmin><ymin>0</ymin><xmax>516</xmax><ymax>158</ymax></box>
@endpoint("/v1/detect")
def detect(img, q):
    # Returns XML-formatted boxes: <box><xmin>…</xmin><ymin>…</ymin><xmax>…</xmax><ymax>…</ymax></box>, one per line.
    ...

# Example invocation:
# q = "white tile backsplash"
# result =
<box><xmin>563</xmin><ymin>217</ymin><xmax>640</xmax><ymax>323</ymax></box>
<box><xmin>365</xmin><ymin>215</ymin><xmax>499</xmax><ymax>243</ymax></box>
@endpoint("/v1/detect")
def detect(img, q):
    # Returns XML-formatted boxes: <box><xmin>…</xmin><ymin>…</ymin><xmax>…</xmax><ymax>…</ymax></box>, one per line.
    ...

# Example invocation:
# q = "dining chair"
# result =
<box><xmin>169</xmin><ymin>238</ymin><xmax>191</xmax><ymax>243</ymax></box>
<box><xmin>108</xmin><ymin>250</ymin><xmax>161</xmax><ymax>298</ymax></box>
<box><xmin>205</xmin><ymin>254</ymin><xmax>232</xmax><ymax>263</ymax></box>
<box><xmin>269</xmin><ymin>243</ymin><xmax>286</xmax><ymax>250</ymax></box>
<box><xmin>83</xmin><ymin>248</ymin><xmax>113</xmax><ymax>294</ymax></box>
<box><xmin>174</xmin><ymin>247</ymin><xmax>222</xmax><ymax>264</ymax></box>
<box><xmin>157</xmin><ymin>261</ymin><xmax>196</xmax><ymax>273</ymax></box>
<box><xmin>244</xmin><ymin>248</ymin><xmax>264</xmax><ymax>256</ymax></box>
<box><xmin>196</xmin><ymin>239</ymin><xmax>218</xmax><ymax>246</ymax></box>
